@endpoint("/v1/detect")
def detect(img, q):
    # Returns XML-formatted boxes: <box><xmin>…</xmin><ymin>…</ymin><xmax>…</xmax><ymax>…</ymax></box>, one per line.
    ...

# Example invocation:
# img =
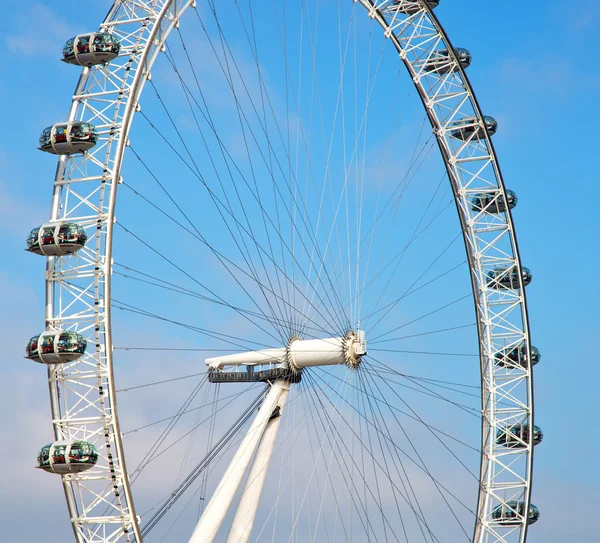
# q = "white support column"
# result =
<box><xmin>188</xmin><ymin>379</ymin><xmax>290</xmax><ymax>543</ymax></box>
<box><xmin>226</xmin><ymin>386</ymin><xmax>290</xmax><ymax>543</ymax></box>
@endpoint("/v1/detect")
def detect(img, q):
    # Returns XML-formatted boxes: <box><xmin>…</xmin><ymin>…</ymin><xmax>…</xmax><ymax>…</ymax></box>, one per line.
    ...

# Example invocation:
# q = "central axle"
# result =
<box><xmin>205</xmin><ymin>330</ymin><xmax>367</xmax><ymax>373</ymax></box>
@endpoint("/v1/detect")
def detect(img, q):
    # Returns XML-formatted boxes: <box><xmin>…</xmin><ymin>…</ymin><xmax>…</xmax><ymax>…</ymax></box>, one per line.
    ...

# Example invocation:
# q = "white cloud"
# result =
<box><xmin>5</xmin><ymin>3</ymin><xmax>75</xmax><ymax>58</ymax></box>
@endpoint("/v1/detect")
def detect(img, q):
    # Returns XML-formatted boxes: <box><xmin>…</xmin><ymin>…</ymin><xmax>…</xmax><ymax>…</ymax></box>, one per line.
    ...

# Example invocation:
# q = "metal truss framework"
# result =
<box><xmin>37</xmin><ymin>1</ymin><xmax>534</xmax><ymax>542</ymax></box>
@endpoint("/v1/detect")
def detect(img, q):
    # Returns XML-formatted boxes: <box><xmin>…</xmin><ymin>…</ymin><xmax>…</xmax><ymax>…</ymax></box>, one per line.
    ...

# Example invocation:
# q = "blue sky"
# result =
<box><xmin>0</xmin><ymin>1</ymin><xmax>598</xmax><ymax>541</ymax></box>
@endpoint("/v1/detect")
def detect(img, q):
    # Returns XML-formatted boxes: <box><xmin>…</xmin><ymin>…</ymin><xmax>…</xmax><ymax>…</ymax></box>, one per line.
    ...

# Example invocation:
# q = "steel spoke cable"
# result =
<box><xmin>369</xmin><ymin>348</ymin><xmax>477</xmax><ymax>357</ymax></box>
<box><xmin>302</xmin><ymin>12</ymin><xmax>393</xmax><ymax>331</ymax></box>
<box><xmin>173</xmin><ymin>10</ymin><xmax>303</xmax><ymax>339</ymax></box>
<box><xmin>213</xmin><ymin>1</ymin><xmax>352</xmax><ymax>332</ymax></box>
<box><xmin>142</xmin><ymin>76</ymin><xmax>292</xmax><ymax>343</ymax></box>
<box><xmin>304</xmin><ymin>358</ymin><xmax>356</xmax><ymax>542</ymax></box>
<box><xmin>165</xmin><ymin>35</ymin><xmax>295</xmax><ymax>341</ymax></box>
<box><xmin>355</xmin><ymin>360</ymin><xmax>393</xmax><ymax>543</ymax></box>
<box><xmin>366</xmin><ymin>292</ymin><xmax>472</xmax><ymax>342</ymax></box>
<box><xmin>268</xmin><ymin>0</ymin><xmax>346</xmax><ymax>341</ymax></box>
<box><xmin>232</xmin><ymin>3</ymin><xmax>296</xmax><ymax>337</ymax></box>
<box><xmin>297</xmin><ymin>366</ymin><xmax>344</xmax><ymax>543</ymax></box>
<box><xmin>195</xmin><ymin>5</ymin><xmax>351</xmax><ymax>335</ymax></box>
<box><xmin>112</xmin><ymin>298</ymin><xmax>278</xmax><ymax>351</ymax></box>
<box><xmin>121</xmin><ymin>387</ymin><xmax>255</xmax><ymax>436</ymax></box>
<box><xmin>284</xmin><ymin>361</ymin><xmax>354</xmax><ymax>541</ymax></box>
<box><xmin>304</xmin><ymin>370</ymin><xmax>433</xmax><ymax>542</ymax></box>
<box><xmin>148</xmin><ymin>382</ymin><xmax>316</xmax><ymax>537</ymax></box>
<box><xmin>371</xmin><ymin>322</ymin><xmax>475</xmax><ymax>345</ymax></box>
<box><xmin>118</xmin><ymin>175</ymin><xmax>287</xmax><ymax>343</ymax></box>
<box><xmin>360</xmin><ymin>178</ymin><xmax>453</xmax><ymax>332</ymax></box>
<box><xmin>140</xmin><ymin>386</ymin><xmax>266</xmax><ymax>536</ymax></box>
<box><xmin>360</xmin><ymin>365</ymin><xmax>481</xmax><ymax>395</ymax></box>
<box><xmin>364</xmin><ymin>359</ymin><xmax>480</xmax><ymax>416</ymax></box>
<box><xmin>206</xmin><ymin>2</ymin><xmax>370</xmax><ymax>335</ymax></box>
<box><xmin>313</xmin><ymin>366</ymin><xmax>479</xmax><ymax>453</ymax></box>
<box><xmin>129</xmin><ymin>374</ymin><xmax>208</xmax><ymax>483</ymax></box>
<box><xmin>326</xmin><ymin>155</ymin><xmax>445</xmax><ymax>323</ymax></box>
<box><xmin>113</xmin><ymin>263</ymin><xmax>330</xmax><ymax>337</ymax></box>
<box><xmin>299</xmin><ymin>2</ymin><xmax>357</xmax><ymax>327</ymax></box>
<box><xmin>364</xmin><ymin>228</ymin><xmax>462</xmax><ymax>336</ymax></box>
<box><xmin>359</xmin><ymin>364</ymin><xmax>477</xmax><ymax>538</ymax></box>
<box><xmin>361</xmin><ymin>258</ymin><xmax>469</xmax><ymax>337</ymax></box>
<box><xmin>164</xmin><ymin>38</ymin><xmax>293</xmax><ymax>341</ymax></box>
<box><xmin>150</xmin><ymin>377</ymin><xmax>313</xmax><ymax>540</ymax></box>
<box><xmin>247</xmin><ymin>366</ymin><xmax>352</xmax><ymax>543</ymax></box>
<box><xmin>115</xmin><ymin>371</ymin><xmax>206</xmax><ymax>393</ymax></box>
<box><xmin>362</xmin><ymin>361</ymin><xmax>522</xmax><ymax>411</ymax></box>
<box><xmin>306</xmin><ymin>369</ymin><xmax>409</xmax><ymax>542</ymax></box>
<box><xmin>116</xmin><ymin>208</ymin><xmax>335</xmax><ymax>341</ymax></box>
<box><xmin>355</xmin><ymin>365</ymin><xmax>424</xmax><ymax>543</ymax></box>
<box><xmin>300</xmin><ymin>371</ymin><xmax>380</xmax><ymax>540</ymax></box>
<box><xmin>358</xmin><ymin>365</ymin><xmax>470</xmax><ymax>541</ymax></box>
<box><xmin>309</xmin><ymin>368</ymin><xmax>474</xmax><ymax>534</ymax></box>
<box><xmin>132</xmin><ymin>106</ymin><xmax>348</xmax><ymax>340</ymax></box>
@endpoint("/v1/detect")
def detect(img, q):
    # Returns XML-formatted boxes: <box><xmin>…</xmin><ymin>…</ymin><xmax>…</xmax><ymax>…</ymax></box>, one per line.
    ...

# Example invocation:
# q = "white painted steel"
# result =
<box><xmin>35</xmin><ymin>1</ymin><xmax>535</xmax><ymax>541</ymax></box>
<box><xmin>41</xmin><ymin>2</ymin><xmax>196</xmax><ymax>541</ymax></box>
<box><xmin>226</xmin><ymin>387</ymin><xmax>290</xmax><ymax>543</ymax></box>
<box><xmin>356</xmin><ymin>3</ymin><xmax>536</xmax><ymax>542</ymax></box>
<box><xmin>206</xmin><ymin>348</ymin><xmax>287</xmax><ymax>370</ymax></box>
<box><xmin>206</xmin><ymin>333</ymin><xmax>366</xmax><ymax>370</ymax></box>
<box><xmin>188</xmin><ymin>380</ymin><xmax>290</xmax><ymax>543</ymax></box>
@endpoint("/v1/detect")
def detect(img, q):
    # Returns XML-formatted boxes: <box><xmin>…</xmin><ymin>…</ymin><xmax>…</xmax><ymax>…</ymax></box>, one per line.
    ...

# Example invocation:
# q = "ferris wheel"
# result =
<box><xmin>25</xmin><ymin>1</ymin><xmax>542</xmax><ymax>542</ymax></box>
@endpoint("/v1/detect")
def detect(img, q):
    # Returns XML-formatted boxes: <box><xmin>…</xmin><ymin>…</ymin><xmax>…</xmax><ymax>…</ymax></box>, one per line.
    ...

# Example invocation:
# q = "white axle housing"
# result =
<box><xmin>205</xmin><ymin>331</ymin><xmax>367</xmax><ymax>371</ymax></box>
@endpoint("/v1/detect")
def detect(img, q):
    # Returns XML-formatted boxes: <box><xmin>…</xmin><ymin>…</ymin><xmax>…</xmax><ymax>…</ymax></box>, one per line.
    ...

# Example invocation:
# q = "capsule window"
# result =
<box><xmin>63</xmin><ymin>38</ymin><xmax>75</xmax><ymax>58</ymax></box>
<box><xmin>77</xmin><ymin>36</ymin><xmax>90</xmax><ymax>54</ymax></box>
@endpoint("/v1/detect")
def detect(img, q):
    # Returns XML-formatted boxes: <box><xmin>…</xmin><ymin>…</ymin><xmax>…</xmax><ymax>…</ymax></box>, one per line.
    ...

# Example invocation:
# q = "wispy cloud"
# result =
<box><xmin>5</xmin><ymin>3</ymin><xmax>75</xmax><ymax>57</ymax></box>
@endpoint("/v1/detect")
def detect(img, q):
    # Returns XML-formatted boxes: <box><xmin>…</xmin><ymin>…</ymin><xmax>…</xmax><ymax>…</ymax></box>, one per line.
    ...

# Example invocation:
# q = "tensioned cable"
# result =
<box><xmin>163</xmin><ymin>37</ymin><xmax>294</xmax><ymax>342</ymax></box>
<box><xmin>360</xmin><ymin>178</ymin><xmax>454</xmax><ymax>331</ymax></box>
<box><xmin>313</xmin><ymin>366</ymin><xmax>479</xmax><ymax>453</ymax></box>
<box><xmin>366</xmin><ymin>292</ymin><xmax>472</xmax><ymax>342</ymax></box>
<box><xmin>304</xmin><ymin>371</ymin><xmax>424</xmax><ymax>542</ymax></box>
<box><xmin>115</xmin><ymin>371</ymin><xmax>205</xmax><ymax>392</ymax></box>
<box><xmin>121</xmin><ymin>386</ymin><xmax>256</xmax><ymax>436</ymax></box>
<box><xmin>195</xmin><ymin>13</ymin><xmax>295</xmax><ymax>339</ymax></box>
<box><xmin>356</xmin><ymin>365</ymin><xmax>428</xmax><ymax>543</ymax></box>
<box><xmin>125</xmin><ymin>135</ymin><xmax>290</xmax><ymax>343</ymax></box>
<box><xmin>112</xmin><ymin>298</ymin><xmax>277</xmax><ymax>351</ymax></box>
<box><xmin>140</xmin><ymin>386</ymin><xmax>267</xmax><ymax>537</ymax></box>
<box><xmin>113</xmin><ymin>262</ymin><xmax>331</xmax><ymax>338</ymax></box>
<box><xmin>199</xmin><ymin>2</ymin><xmax>357</xmax><ymax>334</ymax></box>
<box><xmin>128</xmin><ymin>110</ymin><xmax>348</xmax><ymax>338</ymax></box>
<box><xmin>358</xmin><ymin>365</ymin><xmax>472</xmax><ymax>540</ymax></box>
<box><xmin>190</xmin><ymin>6</ymin><xmax>352</xmax><ymax>335</ymax></box>
<box><xmin>116</xmin><ymin>207</ymin><xmax>286</xmax><ymax>344</ymax></box>
<box><xmin>364</xmin><ymin>358</ymin><xmax>480</xmax><ymax>417</ymax></box>
<box><xmin>129</xmin><ymin>374</ymin><xmax>208</xmax><ymax>486</ymax></box>
<box><xmin>308</xmin><ymin>368</ymin><xmax>474</xmax><ymax>537</ymax></box>
<box><xmin>371</xmin><ymin>322</ymin><xmax>475</xmax><ymax>345</ymax></box>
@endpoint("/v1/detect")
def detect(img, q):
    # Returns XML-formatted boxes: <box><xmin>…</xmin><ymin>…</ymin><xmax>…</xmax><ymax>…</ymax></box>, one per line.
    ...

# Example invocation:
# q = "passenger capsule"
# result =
<box><xmin>424</xmin><ymin>48</ymin><xmax>472</xmax><ymax>74</ymax></box>
<box><xmin>387</xmin><ymin>0</ymin><xmax>439</xmax><ymax>15</ymax></box>
<box><xmin>37</xmin><ymin>440</ymin><xmax>99</xmax><ymax>474</ymax></box>
<box><xmin>486</xmin><ymin>266</ymin><xmax>532</xmax><ymax>290</ymax></box>
<box><xmin>471</xmin><ymin>189</ymin><xmax>517</xmax><ymax>213</ymax></box>
<box><xmin>450</xmin><ymin>116</ymin><xmax>497</xmax><ymax>141</ymax></box>
<box><xmin>495</xmin><ymin>344</ymin><xmax>540</xmax><ymax>368</ymax></box>
<box><xmin>39</xmin><ymin>122</ymin><xmax>98</xmax><ymax>155</ymax></box>
<box><xmin>496</xmin><ymin>424</ymin><xmax>543</xmax><ymax>448</ymax></box>
<box><xmin>26</xmin><ymin>223</ymin><xmax>87</xmax><ymax>257</ymax></box>
<box><xmin>491</xmin><ymin>501</ymin><xmax>540</xmax><ymax>525</ymax></box>
<box><xmin>62</xmin><ymin>32</ymin><xmax>120</xmax><ymax>66</ymax></box>
<box><xmin>26</xmin><ymin>331</ymin><xmax>87</xmax><ymax>364</ymax></box>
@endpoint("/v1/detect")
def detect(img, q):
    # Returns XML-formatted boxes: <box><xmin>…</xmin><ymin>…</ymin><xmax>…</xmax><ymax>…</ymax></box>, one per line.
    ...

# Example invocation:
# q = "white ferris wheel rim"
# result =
<box><xmin>37</xmin><ymin>1</ymin><xmax>536</xmax><ymax>542</ymax></box>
